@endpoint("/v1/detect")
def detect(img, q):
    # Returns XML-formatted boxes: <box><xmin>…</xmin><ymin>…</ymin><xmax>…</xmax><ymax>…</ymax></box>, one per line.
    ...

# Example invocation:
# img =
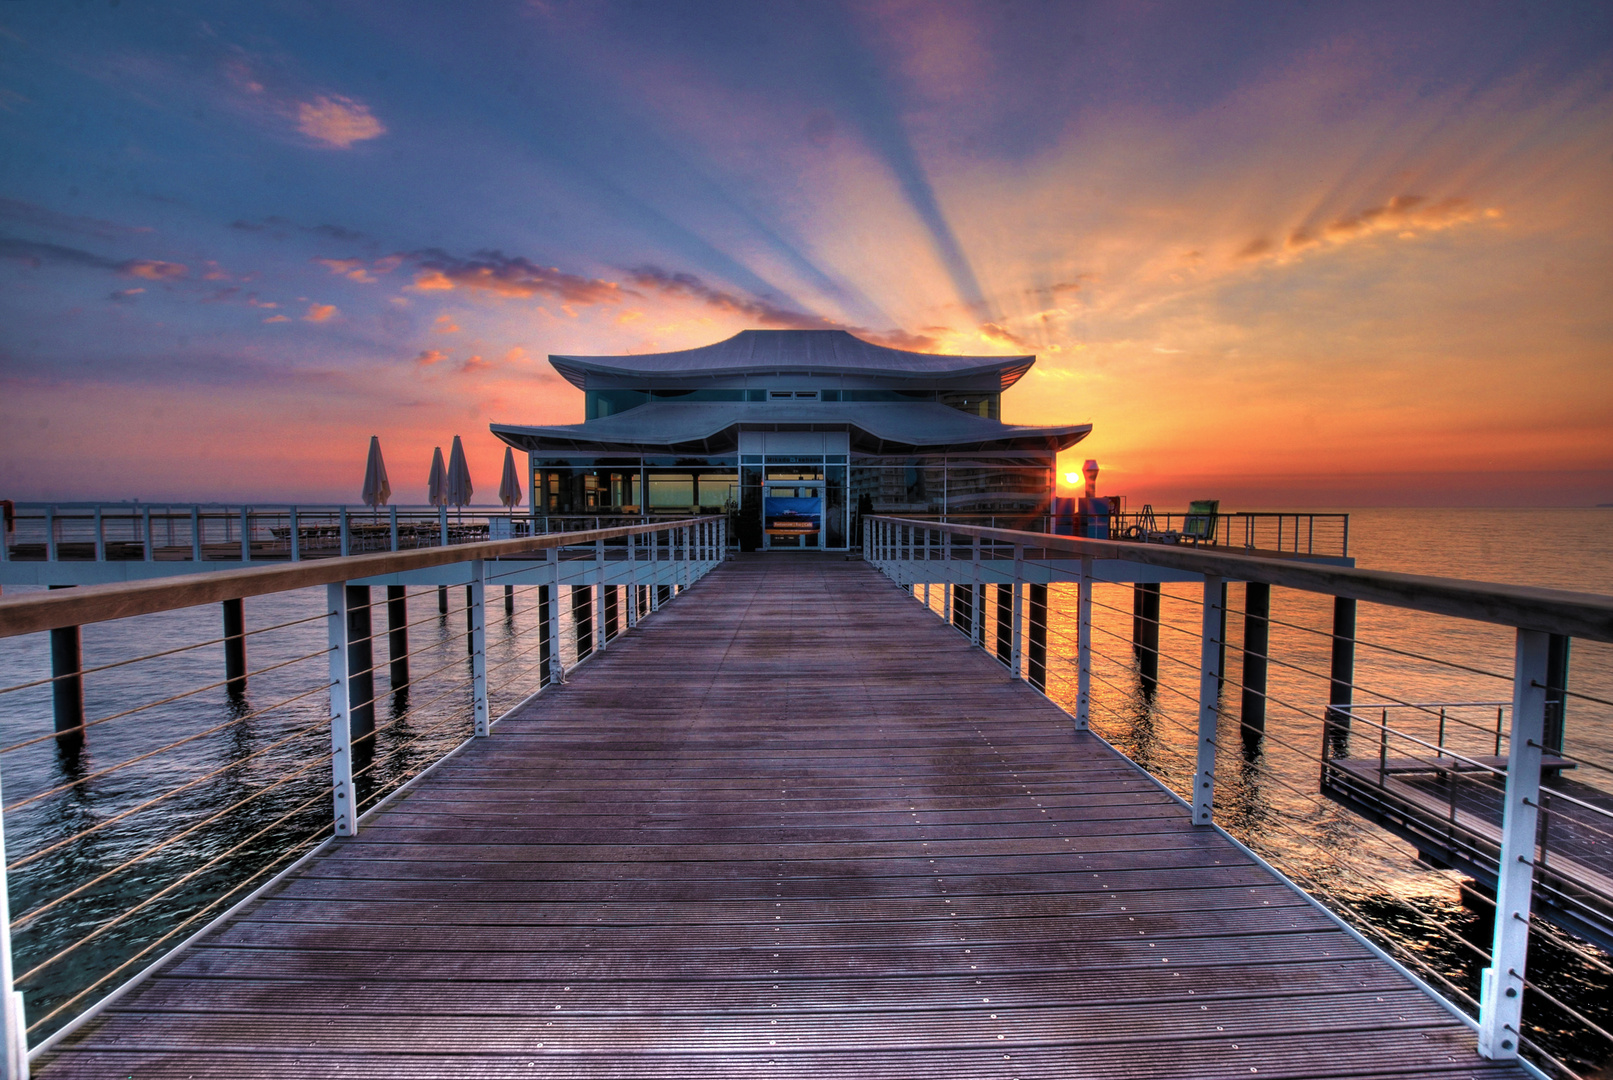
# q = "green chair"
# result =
<box><xmin>1182</xmin><ymin>500</ymin><xmax>1219</xmax><ymax>545</ymax></box>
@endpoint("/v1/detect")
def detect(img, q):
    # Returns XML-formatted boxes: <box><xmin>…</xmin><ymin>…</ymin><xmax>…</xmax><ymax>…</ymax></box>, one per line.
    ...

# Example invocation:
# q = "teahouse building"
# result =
<box><xmin>491</xmin><ymin>329</ymin><xmax>1091</xmax><ymax>550</ymax></box>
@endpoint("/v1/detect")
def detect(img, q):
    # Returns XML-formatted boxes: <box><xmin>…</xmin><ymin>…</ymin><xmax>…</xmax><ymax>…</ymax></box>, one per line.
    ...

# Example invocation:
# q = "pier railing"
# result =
<box><xmin>0</xmin><ymin>516</ymin><xmax>724</xmax><ymax>1074</ymax></box>
<box><xmin>865</xmin><ymin>515</ymin><xmax>1613</xmax><ymax>1077</ymax></box>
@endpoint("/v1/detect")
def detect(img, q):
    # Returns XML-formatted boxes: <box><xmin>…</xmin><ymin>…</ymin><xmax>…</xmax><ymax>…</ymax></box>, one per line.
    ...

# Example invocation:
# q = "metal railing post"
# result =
<box><xmin>651</xmin><ymin>531</ymin><xmax>662</xmax><ymax>612</ymax></box>
<box><xmin>0</xmin><ymin>768</ymin><xmax>29</xmax><ymax>1078</ymax></box>
<box><xmin>1010</xmin><ymin>545</ymin><xmax>1024</xmax><ymax>679</ymax></box>
<box><xmin>594</xmin><ymin>537</ymin><xmax>607</xmax><ymax>653</ymax></box>
<box><xmin>1193</xmin><ymin>575</ymin><xmax>1224</xmax><ymax>826</ymax></box>
<box><xmin>142</xmin><ymin>504</ymin><xmax>153</xmax><ymax>562</ymax></box>
<box><xmin>547</xmin><ymin>546</ymin><xmax>565</xmax><ymax>683</ymax></box>
<box><xmin>470</xmin><ymin>560</ymin><xmax>489</xmax><ymax>736</ymax></box>
<box><xmin>439</xmin><ymin>505</ymin><xmax>449</xmax><ymax>547</ymax></box>
<box><xmin>390</xmin><ymin>505</ymin><xmax>399</xmax><ymax>552</ymax></box>
<box><xmin>1075</xmin><ymin>556</ymin><xmax>1092</xmax><ymax>726</ymax></box>
<box><xmin>239</xmin><ymin>507</ymin><xmax>250</xmax><ymax>562</ymax></box>
<box><xmin>289</xmin><ymin>506</ymin><xmax>300</xmax><ymax>561</ymax></box>
<box><xmin>190</xmin><ymin>506</ymin><xmax>201</xmax><ymax>561</ymax></box>
<box><xmin>971</xmin><ymin>533</ymin><xmax>983</xmax><ymax>647</ymax></box>
<box><xmin>339</xmin><ymin>507</ymin><xmax>350</xmax><ymax>557</ymax></box>
<box><xmin>622</xmin><ymin>531</ymin><xmax>635</xmax><ymax>631</ymax></box>
<box><xmin>325</xmin><ymin>583</ymin><xmax>356</xmax><ymax>837</ymax></box>
<box><xmin>1477</xmin><ymin>628</ymin><xmax>1550</xmax><ymax>1059</ymax></box>
<box><xmin>93</xmin><ymin>506</ymin><xmax>104</xmax><ymax>562</ymax></box>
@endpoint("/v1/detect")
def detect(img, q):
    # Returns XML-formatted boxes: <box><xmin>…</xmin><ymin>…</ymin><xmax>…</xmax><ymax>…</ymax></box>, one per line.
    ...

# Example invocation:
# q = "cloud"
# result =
<box><xmin>123</xmin><ymin>259</ymin><xmax>188</xmax><ymax>280</ymax></box>
<box><xmin>109</xmin><ymin>287</ymin><xmax>145</xmax><ymax>302</ymax></box>
<box><xmin>415</xmin><ymin>349</ymin><xmax>447</xmax><ymax>366</ymax></box>
<box><xmin>295</xmin><ymin>95</ymin><xmax>385</xmax><ymax>148</ymax></box>
<box><xmin>461</xmin><ymin>354</ymin><xmax>492</xmax><ymax>374</ymax></box>
<box><xmin>627</xmin><ymin>265</ymin><xmax>842</xmax><ymax>330</ymax></box>
<box><xmin>231</xmin><ymin>217</ymin><xmax>368</xmax><ymax>242</ymax></box>
<box><xmin>263</xmin><ymin>314</ymin><xmax>290</xmax><ymax>323</ymax></box>
<box><xmin>1240</xmin><ymin>195</ymin><xmax>1500</xmax><ymax>262</ymax></box>
<box><xmin>0</xmin><ymin>198</ymin><xmax>153</xmax><ymax>240</ymax></box>
<box><xmin>1</xmin><ymin>236</ymin><xmax>124</xmax><ymax>270</ymax></box>
<box><xmin>303</xmin><ymin>303</ymin><xmax>338</xmax><ymax>322</ymax></box>
<box><xmin>978</xmin><ymin>322</ymin><xmax>1033</xmax><ymax>351</ymax></box>
<box><xmin>434</xmin><ymin>313</ymin><xmax>460</xmax><ymax>333</ymax></box>
<box><xmin>405</xmin><ymin>249</ymin><xmax>627</xmax><ymax>304</ymax></box>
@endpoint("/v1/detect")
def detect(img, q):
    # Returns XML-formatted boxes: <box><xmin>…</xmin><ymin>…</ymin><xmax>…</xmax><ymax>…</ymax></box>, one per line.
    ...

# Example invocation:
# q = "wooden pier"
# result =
<box><xmin>34</xmin><ymin>555</ymin><xmax>1526</xmax><ymax>1078</ymax></box>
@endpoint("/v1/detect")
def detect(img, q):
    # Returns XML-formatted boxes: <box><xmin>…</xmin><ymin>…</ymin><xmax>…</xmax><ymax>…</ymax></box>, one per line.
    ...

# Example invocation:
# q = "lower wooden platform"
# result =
<box><xmin>34</xmin><ymin>554</ymin><xmax>1525</xmax><ymax>1078</ymax></box>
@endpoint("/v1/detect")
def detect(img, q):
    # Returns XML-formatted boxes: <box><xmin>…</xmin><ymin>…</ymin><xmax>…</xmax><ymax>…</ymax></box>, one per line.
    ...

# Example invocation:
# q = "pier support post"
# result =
<box><xmin>1241</xmin><ymin>582</ymin><xmax>1270</xmax><ymax>755</ymax></box>
<box><xmin>504</xmin><ymin>584</ymin><xmax>515</xmax><ymax>616</ymax></box>
<box><xmin>573</xmin><ymin>583</ymin><xmax>593</xmax><ymax>662</ymax></box>
<box><xmin>345</xmin><ymin>585</ymin><xmax>375</xmax><ymax>746</ymax></box>
<box><xmin>49</xmin><ymin>584</ymin><xmax>84</xmax><ymax>755</ymax></box>
<box><xmin>953</xmin><ymin>584</ymin><xmax>974</xmax><ymax>640</ymax></box>
<box><xmin>469</xmin><ymin>561</ymin><xmax>488</xmax><ymax>737</ymax></box>
<box><xmin>386</xmin><ymin>585</ymin><xmax>409</xmax><ymax>696</ymax></box>
<box><xmin>1028</xmin><ymin>583</ymin><xmax>1048</xmax><ymax>692</ymax></box>
<box><xmin>1133</xmin><ymin>583</ymin><xmax>1160</xmax><ymax>692</ymax></box>
<box><xmin>595</xmin><ymin>537</ymin><xmax>608</xmax><ymax>652</ymax></box>
<box><xmin>465</xmin><ymin>585</ymin><xmax>476</xmax><ymax>656</ymax></box>
<box><xmin>325</xmin><ymin>584</ymin><xmax>356</xmax><ymax>837</ymax></box>
<box><xmin>223</xmin><ymin>597</ymin><xmax>247</xmax><ymax>698</ymax></box>
<box><xmin>1193</xmin><ymin>576</ymin><xmax>1224</xmax><ymax>826</ymax></box>
<box><xmin>1325</xmin><ymin>597</ymin><xmax>1356</xmax><ymax>757</ymax></box>
<box><xmin>604</xmin><ymin>584</ymin><xmax>619</xmax><ymax>642</ymax></box>
<box><xmin>1478</xmin><ymin>629</ymin><xmax>1549</xmax><ymax>1060</ymax></box>
<box><xmin>437</xmin><ymin>585</ymin><xmax>448</xmax><ymax>614</ymax></box>
<box><xmin>994</xmin><ymin>584</ymin><xmax>1012</xmax><ymax>666</ymax></box>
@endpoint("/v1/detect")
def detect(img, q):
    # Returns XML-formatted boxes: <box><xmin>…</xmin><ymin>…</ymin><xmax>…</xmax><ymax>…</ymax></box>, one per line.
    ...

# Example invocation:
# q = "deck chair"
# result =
<box><xmin>1182</xmin><ymin>500</ymin><xmax>1219</xmax><ymax>545</ymax></box>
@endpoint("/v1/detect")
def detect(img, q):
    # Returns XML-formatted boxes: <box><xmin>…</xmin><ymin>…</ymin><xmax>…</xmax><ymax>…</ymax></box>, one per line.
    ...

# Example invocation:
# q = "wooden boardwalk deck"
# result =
<box><xmin>36</xmin><ymin>555</ymin><xmax>1525</xmax><ymax>1078</ymax></box>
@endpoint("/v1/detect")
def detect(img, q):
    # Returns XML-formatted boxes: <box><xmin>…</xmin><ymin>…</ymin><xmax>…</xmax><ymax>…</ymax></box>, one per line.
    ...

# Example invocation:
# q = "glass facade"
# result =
<box><xmin>586</xmin><ymin>387</ymin><xmax>999</xmax><ymax>420</ymax></box>
<box><xmin>532</xmin><ymin>450</ymin><xmax>1054</xmax><ymax>547</ymax></box>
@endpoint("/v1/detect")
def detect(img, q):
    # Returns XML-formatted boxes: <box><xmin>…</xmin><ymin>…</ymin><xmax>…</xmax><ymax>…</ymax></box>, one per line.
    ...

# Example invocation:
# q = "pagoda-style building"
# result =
<box><xmin>491</xmin><ymin>329</ymin><xmax>1090</xmax><ymax>550</ymax></box>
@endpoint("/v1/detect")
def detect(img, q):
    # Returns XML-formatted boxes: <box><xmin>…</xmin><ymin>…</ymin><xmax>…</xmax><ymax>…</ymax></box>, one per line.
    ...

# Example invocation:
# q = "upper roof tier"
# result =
<box><xmin>549</xmin><ymin>329</ymin><xmax>1035</xmax><ymax>391</ymax></box>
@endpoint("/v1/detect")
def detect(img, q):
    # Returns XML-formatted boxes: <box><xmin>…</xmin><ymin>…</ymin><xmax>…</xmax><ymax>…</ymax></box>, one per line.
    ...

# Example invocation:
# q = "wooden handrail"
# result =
<box><xmin>0</xmin><ymin>517</ymin><xmax>721</xmax><ymax>639</ymax></box>
<box><xmin>874</xmin><ymin>515</ymin><xmax>1613</xmax><ymax>643</ymax></box>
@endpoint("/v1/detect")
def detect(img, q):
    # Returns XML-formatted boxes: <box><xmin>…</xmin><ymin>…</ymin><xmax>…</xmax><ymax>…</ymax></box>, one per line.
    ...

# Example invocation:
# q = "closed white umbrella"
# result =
<box><xmin>447</xmin><ymin>435</ymin><xmax>474</xmax><ymax>508</ymax></box>
<box><xmin>361</xmin><ymin>436</ymin><xmax>392</xmax><ymax>509</ymax></box>
<box><xmin>427</xmin><ymin>447</ymin><xmax>447</xmax><ymax>507</ymax></box>
<box><xmin>498</xmin><ymin>446</ymin><xmax>523</xmax><ymax>509</ymax></box>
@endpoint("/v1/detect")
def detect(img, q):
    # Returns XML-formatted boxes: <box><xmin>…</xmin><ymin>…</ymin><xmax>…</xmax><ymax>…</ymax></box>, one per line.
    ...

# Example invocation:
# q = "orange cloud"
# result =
<box><xmin>1239</xmin><ymin>195</ymin><xmax>1500</xmax><ymax>263</ymax></box>
<box><xmin>462</xmin><ymin>354</ymin><xmax>492</xmax><ymax>374</ymax></box>
<box><xmin>434</xmin><ymin>313</ymin><xmax>460</xmax><ymax>333</ymax></box>
<box><xmin>303</xmin><ymin>303</ymin><xmax>338</xmax><ymax>323</ymax></box>
<box><xmin>415</xmin><ymin>349</ymin><xmax>446</xmax><ymax>366</ymax></box>
<box><xmin>296</xmin><ymin>95</ymin><xmax>385</xmax><ymax>148</ymax></box>
<box><xmin>263</xmin><ymin>314</ymin><xmax>290</xmax><ymax>323</ymax></box>
<box><xmin>122</xmin><ymin>259</ymin><xmax>187</xmax><ymax>280</ymax></box>
<box><xmin>979</xmin><ymin>322</ymin><xmax>1033</xmax><ymax>351</ymax></box>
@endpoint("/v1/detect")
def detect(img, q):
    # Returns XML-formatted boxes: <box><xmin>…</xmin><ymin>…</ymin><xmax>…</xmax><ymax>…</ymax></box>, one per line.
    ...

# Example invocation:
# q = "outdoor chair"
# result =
<box><xmin>1182</xmin><ymin>499</ymin><xmax>1219</xmax><ymax>545</ymax></box>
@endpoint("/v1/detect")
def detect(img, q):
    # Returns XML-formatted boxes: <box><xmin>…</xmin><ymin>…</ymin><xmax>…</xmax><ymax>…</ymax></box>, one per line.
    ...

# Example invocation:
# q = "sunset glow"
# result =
<box><xmin>1</xmin><ymin>3</ymin><xmax>1609</xmax><ymax>506</ymax></box>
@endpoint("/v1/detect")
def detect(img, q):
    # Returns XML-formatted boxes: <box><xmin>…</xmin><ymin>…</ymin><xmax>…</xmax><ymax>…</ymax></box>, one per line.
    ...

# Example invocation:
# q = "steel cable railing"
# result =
<box><xmin>867</xmin><ymin>515</ymin><xmax>1613</xmax><ymax>1077</ymax></box>
<box><xmin>0</xmin><ymin>514</ymin><xmax>726</xmax><ymax>1061</ymax></box>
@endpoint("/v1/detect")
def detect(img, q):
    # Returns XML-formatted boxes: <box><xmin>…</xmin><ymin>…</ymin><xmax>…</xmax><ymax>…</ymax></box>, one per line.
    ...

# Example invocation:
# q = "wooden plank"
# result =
<box><xmin>32</xmin><ymin>554</ymin><xmax>1525</xmax><ymax>1080</ymax></box>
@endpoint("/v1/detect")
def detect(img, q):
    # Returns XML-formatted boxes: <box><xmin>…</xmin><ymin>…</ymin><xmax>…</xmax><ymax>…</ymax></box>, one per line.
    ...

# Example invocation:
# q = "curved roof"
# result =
<box><xmin>549</xmin><ymin>329</ymin><xmax>1034</xmax><ymax>392</ymax></box>
<box><xmin>492</xmin><ymin>401</ymin><xmax>1090</xmax><ymax>456</ymax></box>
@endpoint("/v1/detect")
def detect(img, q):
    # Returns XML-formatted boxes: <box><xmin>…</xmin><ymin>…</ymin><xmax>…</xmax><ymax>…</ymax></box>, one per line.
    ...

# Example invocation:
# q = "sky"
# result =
<box><xmin>1</xmin><ymin>0</ymin><xmax>1610</xmax><ymax>507</ymax></box>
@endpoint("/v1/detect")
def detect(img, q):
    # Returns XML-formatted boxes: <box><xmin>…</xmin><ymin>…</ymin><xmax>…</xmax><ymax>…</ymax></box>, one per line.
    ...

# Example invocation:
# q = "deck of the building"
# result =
<box><xmin>35</xmin><ymin>554</ymin><xmax>1526</xmax><ymax>1078</ymax></box>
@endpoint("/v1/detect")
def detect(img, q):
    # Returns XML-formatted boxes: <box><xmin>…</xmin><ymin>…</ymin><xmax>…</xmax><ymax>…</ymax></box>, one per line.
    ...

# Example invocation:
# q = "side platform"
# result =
<box><xmin>33</xmin><ymin>555</ymin><xmax>1524</xmax><ymax>1078</ymax></box>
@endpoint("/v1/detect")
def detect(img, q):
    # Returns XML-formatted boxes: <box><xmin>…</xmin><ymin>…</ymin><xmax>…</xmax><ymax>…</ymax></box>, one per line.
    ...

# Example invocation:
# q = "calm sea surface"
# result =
<box><xmin>0</xmin><ymin>507</ymin><xmax>1609</xmax><ymax>1066</ymax></box>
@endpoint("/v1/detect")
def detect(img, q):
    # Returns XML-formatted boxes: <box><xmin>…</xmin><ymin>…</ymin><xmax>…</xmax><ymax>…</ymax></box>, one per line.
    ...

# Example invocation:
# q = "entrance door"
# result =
<box><xmin>763</xmin><ymin>482</ymin><xmax>824</xmax><ymax>549</ymax></box>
